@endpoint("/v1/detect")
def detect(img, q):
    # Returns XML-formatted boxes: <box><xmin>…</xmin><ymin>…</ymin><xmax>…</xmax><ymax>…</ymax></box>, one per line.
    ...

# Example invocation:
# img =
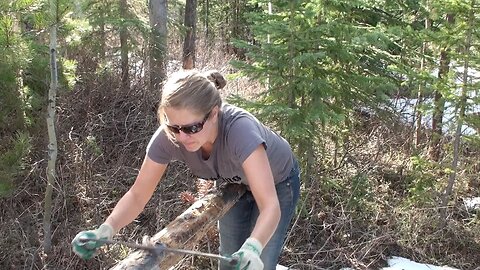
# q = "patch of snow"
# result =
<box><xmin>276</xmin><ymin>264</ymin><xmax>289</xmax><ymax>270</ymax></box>
<box><xmin>463</xmin><ymin>197</ymin><xmax>480</xmax><ymax>212</ymax></box>
<box><xmin>391</xmin><ymin>98</ymin><xmax>479</xmax><ymax>135</ymax></box>
<box><xmin>333</xmin><ymin>256</ymin><xmax>460</xmax><ymax>270</ymax></box>
<box><xmin>384</xmin><ymin>256</ymin><xmax>459</xmax><ymax>270</ymax></box>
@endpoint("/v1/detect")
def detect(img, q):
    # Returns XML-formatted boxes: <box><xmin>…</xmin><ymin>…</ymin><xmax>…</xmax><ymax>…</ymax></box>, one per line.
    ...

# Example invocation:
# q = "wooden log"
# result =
<box><xmin>110</xmin><ymin>184</ymin><xmax>246</xmax><ymax>270</ymax></box>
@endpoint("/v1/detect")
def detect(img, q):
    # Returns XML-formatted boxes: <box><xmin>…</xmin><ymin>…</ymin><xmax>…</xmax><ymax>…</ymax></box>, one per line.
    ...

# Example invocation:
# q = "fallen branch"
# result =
<box><xmin>110</xmin><ymin>183</ymin><xmax>246</xmax><ymax>270</ymax></box>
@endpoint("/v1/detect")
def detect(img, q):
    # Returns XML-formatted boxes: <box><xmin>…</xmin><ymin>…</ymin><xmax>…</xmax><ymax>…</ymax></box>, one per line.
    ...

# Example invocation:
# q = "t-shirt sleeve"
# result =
<box><xmin>146</xmin><ymin>127</ymin><xmax>175</xmax><ymax>164</ymax></box>
<box><xmin>225</xmin><ymin>116</ymin><xmax>266</xmax><ymax>164</ymax></box>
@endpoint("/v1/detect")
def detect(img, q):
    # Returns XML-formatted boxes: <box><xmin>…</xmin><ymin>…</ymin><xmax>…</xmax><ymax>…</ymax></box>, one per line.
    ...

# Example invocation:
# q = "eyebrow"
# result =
<box><xmin>164</xmin><ymin>111</ymin><xmax>210</xmax><ymax>127</ymax></box>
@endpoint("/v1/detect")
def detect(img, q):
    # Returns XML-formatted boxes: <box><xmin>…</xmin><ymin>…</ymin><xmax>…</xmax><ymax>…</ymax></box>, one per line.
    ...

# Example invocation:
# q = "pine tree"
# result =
<box><xmin>231</xmin><ymin>0</ymin><xmax>399</xmax><ymax>176</ymax></box>
<box><xmin>0</xmin><ymin>0</ymin><xmax>38</xmax><ymax>195</ymax></box>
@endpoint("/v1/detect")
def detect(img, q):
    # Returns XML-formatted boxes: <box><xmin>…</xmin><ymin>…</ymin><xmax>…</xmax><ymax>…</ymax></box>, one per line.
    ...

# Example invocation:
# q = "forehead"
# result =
<box><xmin>164</xmin><ymin>107</ymin><xmax>203</xmax><ymax>125</ymax></box>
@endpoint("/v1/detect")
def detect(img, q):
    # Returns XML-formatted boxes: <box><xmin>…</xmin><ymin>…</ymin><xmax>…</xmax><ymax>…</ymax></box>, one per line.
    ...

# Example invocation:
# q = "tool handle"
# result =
<box><xmin>227</xmin><ymin>255</ymin><xmax>240</xmax><ymax>266</ymax></box>
<box><xmin>78</xmin><ymin>238</ymin><xmax>239</xmax><ymax>265</ymax></box>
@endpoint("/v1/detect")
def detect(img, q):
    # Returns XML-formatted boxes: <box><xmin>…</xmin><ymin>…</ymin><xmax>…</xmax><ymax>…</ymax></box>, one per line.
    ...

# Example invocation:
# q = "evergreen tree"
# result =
<box><xmin>436</xmin><ymin>0</ymin><xmax>480</xmax><ymax>226</ymax></box>
<box><xmin>231</xmin><ymin>0</ymin><xmax>399</xmax><ymax>176</ymax></box>
<box><xmin>0</xmin><ymin>0</ymin><xmax>39</xmax><ymax>195</ymax></box>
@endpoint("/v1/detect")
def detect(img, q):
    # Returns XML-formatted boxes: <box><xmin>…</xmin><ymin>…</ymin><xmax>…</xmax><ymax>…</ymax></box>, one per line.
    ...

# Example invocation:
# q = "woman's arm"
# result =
<box><xmin>104</xmin><ymin>156</ymin><xmax>167</xmax><ymax>232</ymax></box>
<box><xmin>242</xmin><ymin>144</ymin><xmax>281</xmax><ymax>246</ymax></box>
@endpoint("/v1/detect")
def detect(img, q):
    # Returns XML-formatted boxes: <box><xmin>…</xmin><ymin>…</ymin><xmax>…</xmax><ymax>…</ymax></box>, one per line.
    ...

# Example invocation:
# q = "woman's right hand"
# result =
<box><xmin>71</xmin><ymin>223</ymin><xmax>114</xmax><ymax>259</ymax></box>
<box><xmin>232</xmin><ymin>238</ymin><xmax>264</xmax><ymax>270</ymax></box>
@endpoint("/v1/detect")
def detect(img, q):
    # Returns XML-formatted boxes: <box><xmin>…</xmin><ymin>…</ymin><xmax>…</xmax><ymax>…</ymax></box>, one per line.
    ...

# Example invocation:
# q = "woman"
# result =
<box><xmin>72</xmin><ymin>70</ymin><xmax>301</xmax><ymax>270</ymax></box>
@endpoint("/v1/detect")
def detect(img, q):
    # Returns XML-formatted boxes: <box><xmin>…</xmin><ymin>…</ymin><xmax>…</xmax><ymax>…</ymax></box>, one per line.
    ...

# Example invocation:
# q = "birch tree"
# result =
<box><xmin>414</xmin><ymin>1</ymin><xmax>431</xmax><ymax>148</ymax></box>
<box><xmin>43</xmin><ymin>0</ymin><xmax>59</xmax><ymax>254</ymax></box>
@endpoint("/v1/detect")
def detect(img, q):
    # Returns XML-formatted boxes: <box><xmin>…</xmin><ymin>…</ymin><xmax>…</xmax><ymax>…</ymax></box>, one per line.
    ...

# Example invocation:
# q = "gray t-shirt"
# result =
<box><xmin>146</xmin><ymin>104</ymin><xmax>294</xmax><ymax>186</ymax></box>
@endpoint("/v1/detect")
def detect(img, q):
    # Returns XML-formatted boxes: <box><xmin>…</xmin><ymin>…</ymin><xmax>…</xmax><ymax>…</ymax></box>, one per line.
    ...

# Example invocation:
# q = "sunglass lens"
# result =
<box><xmin>184</xmin><ymin>124</ymin><xmax>202</xmax><ymax>134</ymax></box>
<box><xmin>168</xmin><ymin>126</ymin><xmax>181</xmax><ymax>134</ymax></box>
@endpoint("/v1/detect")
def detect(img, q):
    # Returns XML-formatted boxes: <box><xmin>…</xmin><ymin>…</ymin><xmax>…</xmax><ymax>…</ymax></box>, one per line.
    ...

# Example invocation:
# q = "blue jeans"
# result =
<box><xmin>218</xmin><ymin>160</ymin><xmax>301</xmax><ymax>270</ymax></box>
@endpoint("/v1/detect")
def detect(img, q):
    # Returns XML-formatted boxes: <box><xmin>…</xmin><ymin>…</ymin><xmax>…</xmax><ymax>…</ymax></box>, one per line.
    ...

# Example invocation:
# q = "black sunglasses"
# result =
<box><xmin>166</xmin><ymin>111</ymin><xmax>211</xmax><ymax>135</ymax></box>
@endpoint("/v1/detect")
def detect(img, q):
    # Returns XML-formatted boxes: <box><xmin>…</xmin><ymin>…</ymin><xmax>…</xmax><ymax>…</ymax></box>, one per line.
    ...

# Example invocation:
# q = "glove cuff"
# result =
<box><xmin>95</xmin><ymin>223</ymin><xmax>115</xmax><ymax>240</ymax></box>
<box><xmin>242</xmin><ymin>237</ymin><xmax>263</xmax><ymax>256</ymax></box>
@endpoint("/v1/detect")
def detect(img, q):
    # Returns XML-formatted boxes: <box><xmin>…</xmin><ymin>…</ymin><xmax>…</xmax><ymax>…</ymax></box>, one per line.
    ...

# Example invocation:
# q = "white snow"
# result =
<box><xmin>383</xmin><ymin>256</ymin><xmax>459</xmax><ymax>270</ymax></box>
<box><xmin>463</xmin><ymin>197</ymin><xmax>480</xmax><ymax>212</ymax></box>
<box><xmin>338</xmin><ymin>256</ymin><xmax>459</xmax><ymax>270</ymax></box>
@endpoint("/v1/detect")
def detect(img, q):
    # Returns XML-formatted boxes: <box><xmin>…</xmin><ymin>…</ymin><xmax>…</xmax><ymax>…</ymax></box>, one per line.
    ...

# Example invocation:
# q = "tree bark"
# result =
<box><xmin>110</xmin><ymin>184</ymin><xmax>246</xmax><ymax>270</ymax></box>
<box><xmin>120</xmin><ymin>0</ymin><xmax>130</xmax><ymax>90</ymax></box>
<box><xmin>204</xmin><ymin>0</ymin><xmax>209</xmax><ymax>41</ymax></box>
<box><xmin>149</xmin><ymin>0</ymin><xmax>168</xmax><ymax>92</ymax></box>
<box><xmin>182</xmin><ymin>0</ymin><xmax>197</xmax><ymax>69</ymax></box>
<box><xmin>99</xmin><ymin>4</ymin><xmax>107</xmax><ymax>62</ymax></box>
<box><xmin>429</xmin><ymin>13</ymin><xmax>454</xmax><ymax>161</ymax></box>
<box><xmin>414</xmin><ymin>5</ymin><xmax>430</xmax><ymax>148</ymax></box>
<box><xmin>43</xmin><ymin>0</ymin><xmax>58</xmax><ymax>254</ymax></box>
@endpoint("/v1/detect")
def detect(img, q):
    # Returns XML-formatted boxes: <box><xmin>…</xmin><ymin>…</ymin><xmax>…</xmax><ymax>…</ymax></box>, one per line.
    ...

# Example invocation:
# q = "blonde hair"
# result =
<box><xmin>158</xmin><ymin>69</ymin><xmax>227</xmax><ymax>137</ymax></box>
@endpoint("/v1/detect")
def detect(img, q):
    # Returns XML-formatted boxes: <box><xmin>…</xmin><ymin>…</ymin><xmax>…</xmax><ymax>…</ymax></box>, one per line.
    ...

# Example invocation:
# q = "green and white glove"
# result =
<box><xmin>71</xmin><ymin>223</ymin><xmax>114</xmax><ymax>259</ymax></box>
<box><xmin>232</xmin><ymin>237</ymin><xmax>264</xmax><ymax>270</ymax></box>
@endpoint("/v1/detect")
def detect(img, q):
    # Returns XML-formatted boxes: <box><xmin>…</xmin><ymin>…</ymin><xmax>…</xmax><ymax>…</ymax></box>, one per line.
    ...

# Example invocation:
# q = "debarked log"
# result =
<box><xmin>110</xmin><ymin>183</ymin><xmax>246</xmax><ymax>270</ymax></box>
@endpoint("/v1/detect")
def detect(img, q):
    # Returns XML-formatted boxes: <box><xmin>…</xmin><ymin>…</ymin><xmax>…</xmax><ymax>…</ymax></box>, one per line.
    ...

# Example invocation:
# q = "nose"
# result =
<box><xmin>176</xmin><ymin>130</ymin><xmax>190</xmax><ymax>141</ymax></box>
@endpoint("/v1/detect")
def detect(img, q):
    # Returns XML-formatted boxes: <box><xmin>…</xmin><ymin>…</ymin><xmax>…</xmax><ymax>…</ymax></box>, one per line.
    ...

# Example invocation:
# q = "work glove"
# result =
<box><xmin>71</xmin><ymin>223</ymin><xmax>114</xmax><ymax>259</ymax></box>
<box><xmin>232</xmin><ymin>237</ymin><xmax>264</xmax><ymax>270</ymax></box>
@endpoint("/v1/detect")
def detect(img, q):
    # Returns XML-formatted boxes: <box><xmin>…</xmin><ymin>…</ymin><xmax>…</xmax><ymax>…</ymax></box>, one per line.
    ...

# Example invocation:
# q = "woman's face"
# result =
<box><xmin>163</xmin><ymin>107</ymin><xmax>217</xmax><ymax>152</ymax></box>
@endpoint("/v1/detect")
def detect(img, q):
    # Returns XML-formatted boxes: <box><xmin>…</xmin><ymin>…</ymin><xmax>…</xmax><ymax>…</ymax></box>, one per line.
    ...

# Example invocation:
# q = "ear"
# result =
<box><xmin>211</xmin><ymin>106</ymin><xmax>220</xmax><ymax>122</ymax></box>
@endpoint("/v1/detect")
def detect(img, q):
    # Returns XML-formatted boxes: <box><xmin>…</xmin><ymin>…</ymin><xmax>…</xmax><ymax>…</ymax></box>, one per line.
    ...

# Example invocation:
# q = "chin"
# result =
<box><xmin>182</xmin><ymin>142</ymin><xmax>200</xmax><ymax>152</ymax></box>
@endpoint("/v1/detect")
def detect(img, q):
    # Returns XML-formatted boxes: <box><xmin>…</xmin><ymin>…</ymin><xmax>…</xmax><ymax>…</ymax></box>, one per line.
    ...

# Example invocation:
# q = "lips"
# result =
<box><xmin>182</xmin><ymin>141</ymin><xmax>197</xmax><ymax>149</ymax></box>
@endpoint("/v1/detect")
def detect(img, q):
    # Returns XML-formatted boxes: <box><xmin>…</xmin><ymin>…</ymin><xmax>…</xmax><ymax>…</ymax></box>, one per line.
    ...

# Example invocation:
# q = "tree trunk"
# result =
<box><xmin>429</xmin><ymin>13</ymin><xmax>454</xmax><ymax>161</ymax></box>
<box><xmin>439</xmin><ymin>1</ymin><xmax>474</xmax><ymax>227</ymax></box>
<box><xmin>204</xmin><ymin>0</ymin><xmax>209</xmax><ymax>41</ymax></box>
<box><xmin>120</xmin><ymin>0</ymin><xmax>129</xmax><ymax>90</ymax></box>
<box><xmin>182</xmin><ymin>0</ymin><xmax>197</xmax><ymax>69</ymax></box>
<box><xmin>110</xmin><ymin>184</ymin><xmax>246</xmax><ymax>270</ymax></box>
<box><xmin>149</xmin><ymin>0</ymin><xmax>168</xmax><ymax>92</ymax></box>
<box><xmin>43</xmin><ymin>0</ymin><xmax>58</xmax><ymax>254</ymax></box>
<box><xmin>414</xmin><ymin>7</ymin><xmax>430</xmax><ymax>148</ymax></box>
<box><xmin>99</xmin><ymin>5</ymin><xmax>106</xmax><ymax>62</ymax></box>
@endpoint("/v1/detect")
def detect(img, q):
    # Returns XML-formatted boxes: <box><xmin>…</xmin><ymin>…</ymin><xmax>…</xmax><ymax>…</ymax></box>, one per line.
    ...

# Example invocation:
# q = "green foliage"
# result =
<box><xmin>64</xmin><ymin>16</ymin><xmax>92</xmax><ymax>45</ymax></box>
<box><xmin>0</xmin><ymin>6</ymin><xmax>34</xmax><ymax>133</ymax></box>
<box><xmin>230</xmin><ymin>0</ymin><xmax>399</xmax><ymax>167</ymax></box>
<box><xmin>0</xmin><ymin>0</ymin><xmax>79</xmax><ymax>197</ymax></box>
<box><xmin>311</xmin><ymin>172</ymin><xmax>377</xmax><ymax>222</ymax></box>
<box><xmin>197</xmin><ymin>0</ymin><xmax>259</xmax><ymax>48</ymax></box>
<box><xmin>464</xmin><ymin>133</ymin><xmax>480</xmax><ymax>148</ymax></box>
<box><xmin>406</xmin><ymin>155</ymin><xmax>437</xmax><ymax>205</ymax></box>
<box><xmin>60</xmin><ymin>58</ymin><xmax>78</xmax><ymax>90</ymax></box>
<box><xmin>347</xmin><ymin>173</ymin><xmax>374</xmax><ymax>210</ymax></box>
<box><xmin>71</xmin><ymin>0</ymin><xmax>151</xmax><ymax>72</ymax></box>
<box><xmin>21</xmin><ymin>41</ymin><xmax>49</xmax><ymax>130</ymax></box>
<box><xmin>0</xmin><ymin>132</ymin><xmax>31</xmax><ymax>197</ymax></box>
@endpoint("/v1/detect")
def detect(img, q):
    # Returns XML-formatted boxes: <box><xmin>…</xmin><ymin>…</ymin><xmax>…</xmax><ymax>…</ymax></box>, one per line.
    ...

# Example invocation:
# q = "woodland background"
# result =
<box><xmin>1</xmin><ymin>0</ymin><xmax>479</xmax><ymax>269</ymax></box>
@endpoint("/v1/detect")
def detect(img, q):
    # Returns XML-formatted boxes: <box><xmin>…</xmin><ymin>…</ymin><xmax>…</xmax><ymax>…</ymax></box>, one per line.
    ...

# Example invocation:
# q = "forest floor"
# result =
<box><xmin>1</xmin><ymin>47</ymin><xmax>479</xmax><ymax>270</ymax></box>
